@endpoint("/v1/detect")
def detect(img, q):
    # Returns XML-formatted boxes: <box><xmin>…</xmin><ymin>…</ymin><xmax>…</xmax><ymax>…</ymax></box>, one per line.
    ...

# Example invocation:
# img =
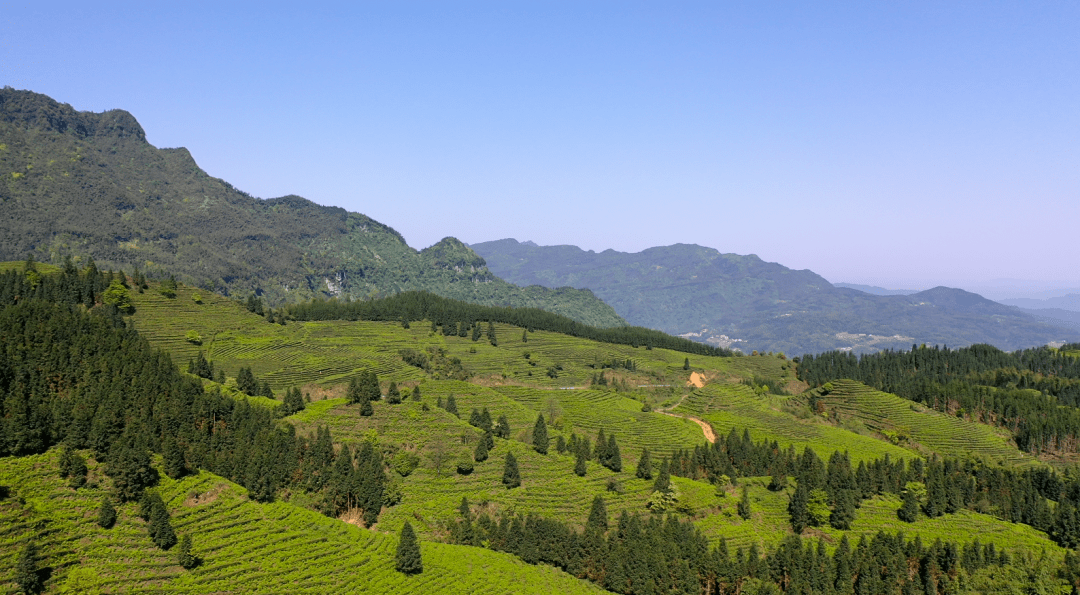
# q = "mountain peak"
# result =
<box><xmin>0</xmin><ymin>87</ymin><xmax>146</xmax><ymax>141</ymax></box>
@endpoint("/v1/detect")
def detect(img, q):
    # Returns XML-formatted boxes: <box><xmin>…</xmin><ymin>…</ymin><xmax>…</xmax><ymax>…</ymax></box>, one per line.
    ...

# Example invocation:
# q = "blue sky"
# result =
<box><xmin>2</xmin><ymin>2</ymin><xmax>1077</xmax><ymax>290</ymax></box>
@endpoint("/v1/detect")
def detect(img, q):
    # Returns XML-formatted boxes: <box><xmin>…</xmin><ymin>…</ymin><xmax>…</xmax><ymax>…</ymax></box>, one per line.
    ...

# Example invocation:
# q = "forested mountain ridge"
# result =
<box><xmin>0</xmin><ymin>88</ymin><xmax>624</xmax><ymax>328</ymax></box>
<box><xmin>470</xmin><ymin>238</ymin><xmax>1079</xmax><ymax>354</ymax></box>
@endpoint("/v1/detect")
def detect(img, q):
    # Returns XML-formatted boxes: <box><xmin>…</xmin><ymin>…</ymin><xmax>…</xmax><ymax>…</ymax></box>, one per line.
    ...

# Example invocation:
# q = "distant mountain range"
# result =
<box><xmin>0</xmin><ymin>89</ymin><xmax>624</xmax><ymax>328</ymax></box>
<box><xmin>470</xmin><ymin>239</ymin><xmax>1080</xmax><ymax>355</ymax></box>
<box><xmin>1000</xmin><ymin>294</ymin><xmax>1080</xmax><ymax>312</ymax></box>
<box><xmin>833</xmin><ymin>283</ymin><xmax>918</xmax><ymax>296</ymax></box>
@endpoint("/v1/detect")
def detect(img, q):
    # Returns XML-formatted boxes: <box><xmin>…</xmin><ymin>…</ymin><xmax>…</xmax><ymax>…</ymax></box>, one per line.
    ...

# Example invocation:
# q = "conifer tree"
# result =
<box><xmin>487</xmin><ymin>321</ymin><xmax>497</xmax><ymax>346</ymax></box>
<box><xmin>66</xmin><ymin>450</ymin><xmax>88</xmax><ymax>489</ymax></box>
<box><xmin>737</xmin><ymin>486</ymin><xmax>752</xmax><ymax>520</ymax></box>
<box><xmin>15</xmin><ymin>540</ymin><xmax>42</xmax><ymax>595</ymax></box>
<box><xmin>471</xmin><ymin>324</ymin><xmax>481</xmax><ymax>341</ymax></box>
<box><xmin>789</xmin><ymin>482</ymin><xmax>810</xmax><ymax>533</ymax></box>
<box><xmin>595</xmin><ymin>428</ymin><xmax>607</xmax><ymax>463</ymax></box>
<box><xmin>149</xmin><ymin>496</ymin><xmax>178</xmax><ymax>550</ymax></box>
<box><xmin>533</xmin><ymin>414</ymin><xmax>549</xmax><ymax>454</ymax></box>
<box><xmin>653</xmin><ymin>458</ymin><xmax>671</xmax><ymax>493</ymax></box>
<box><xmin>106</xmin><ymin>438</ymin><xmax>159</xmax><ymax>502</ymax></box>
<box><xmin>411</xmin><ymin>384</ymin><xmax>422</xmax><ymax>401</ymax></box>
<box><xmin>98</xmin><ymin>496</ymin><xmax>117</xmax><ymax>529</ymax></box>
<box><xmin>684</xmin><ymin>357</ymin><xmax>690</xmax><ymax>370</ymax></box>
<box><xmin>496</xmin><ymin>415</ymin><xmax>511</xmax><ymax>439</ymax></box>
<box><xmin>636</xmin><ymin>447</ymin><xmax>653</xmax><ymax>480</ymax></box>
<box><xmin>586</xmin><ymin>495</ymin><xmax>608</xmax><ymax>532</ymax></box>
<box><xmin>830</xmin><ymin>488</ymin><xmax>856</xmax><ymax>530</ymax></box>
<box><xmin>347</xmin><ymin>377</ymin><xmax>362</xmax><ymax>405</ymax></box>
<box><xmin>162</xmin><ymin>435</ymin><xmax>187</xmax><ymax>479</ymax></box>
<box><xmin>556</xmin><ymin>435</ymin><xmax>567</xmax><ymax>454</ymax></box>
<box><xmin>575</xmin><ymin>450</ymin><xmax>587</xmax><ymax>477</ymax></box>
<box><xmin>387</xmin><ymin>382</ymin><xmax>401</xmax><ymax>404</ymax></box>
<box><xmin>282</xmin><ymin>387</ymin><xmax>306</xmax><ymax>415</ymax></box>
<box><xmin>396</xmin><ymin>521</ymin><xmax>423</xmax><ymax>574</ymax></box>
<box><xmin>522</xmin><ymin>329</ymin><xmax>528</xmax><ymax>343</ymax></box>
<box><xmin>606</xmin><ymin>434</ymin><xmax>622</xmax><ymax>472</ymax></box>
<box><xmin>178</xmin><ymin>534</ymin><xmax>198</xmax><ymax>569</ymax></box>
<box><xmin>59</xmin><ymin>444</ymin><xmax>75</xmax><ymax>478</ymax></box>
<box><xmin>898</xmin><ymin>487</ymin><xmax>919</xmax><ymax>523</ymax></box>
<box><xmin>474</xmin><ymin>437</ymin><xmax>489</xmax><ymax>462</ymax></box>
<box><xmin>502</xmin><ymin>453</ymin><xmax>521</xmax><ymax>489</ymax></box>
<box><xmin>445</xmin><ymin>394</ymin><xmax>459</xmax><ymax>417</ymax></box>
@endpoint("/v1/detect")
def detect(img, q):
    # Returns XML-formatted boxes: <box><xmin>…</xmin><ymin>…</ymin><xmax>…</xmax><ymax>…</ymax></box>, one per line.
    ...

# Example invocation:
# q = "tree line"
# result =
<box><xmin>0</xmin><ymin>259</ymin><xmax>390</xmax><ymax>522</ymax></box>
<box><xmin>285</xmin><ymin>290</ymin><xmax>735</xmax><ymax>358</ymax></box>
<box><xmin>797</xmin><ymin>343</ymin><xmax>1080</xmax><ymax>454</ymax></box>
<box><xmin>447</xmin><ymin>494</ymin><xmax>1068</xmax><ymax>594</ymax></box>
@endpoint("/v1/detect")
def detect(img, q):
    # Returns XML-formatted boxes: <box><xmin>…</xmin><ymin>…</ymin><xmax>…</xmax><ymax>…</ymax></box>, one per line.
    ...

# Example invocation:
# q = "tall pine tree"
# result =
<box><xmin>396</xmin><ymin>521</ymin><xmax>423</xmax><ymax>574</ymax></box>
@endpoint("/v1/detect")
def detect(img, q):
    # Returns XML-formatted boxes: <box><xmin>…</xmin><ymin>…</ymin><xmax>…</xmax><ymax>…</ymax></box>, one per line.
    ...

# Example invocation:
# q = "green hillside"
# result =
<box><xmin>0</xmin><ymin>450</ymin><xmax>608</xmax><ymax>594</ymax></box>
<box><xmin>5</xmin><ymin>263</ymin><xmax>1080</xmax><ymax>594</ymax></box>
<box><xmin>0</xmin><ymin>89</ymin><xmax>623</xmax><ymax>328</ymax></box>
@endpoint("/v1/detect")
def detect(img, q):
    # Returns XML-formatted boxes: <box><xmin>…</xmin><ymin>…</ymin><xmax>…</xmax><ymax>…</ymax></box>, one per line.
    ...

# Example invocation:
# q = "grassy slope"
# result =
<box><xmin>128</xmin><ymin>282</ymin><xmax>711</xmax><ymax>392</ymax></box>
<box><xmin>808</xmin><ymin>380</ymin><xmax>1035</xmax><ymax>466</ymax></box>
<box><xmin>0</xmin><ymin>450</ymin><xmax>608</xmax><ymax>595</ymax></box>
<box><xmin>698</xmin><ymin>476</ymin><xmax>1063</xmax><ymax>556</ymax></box>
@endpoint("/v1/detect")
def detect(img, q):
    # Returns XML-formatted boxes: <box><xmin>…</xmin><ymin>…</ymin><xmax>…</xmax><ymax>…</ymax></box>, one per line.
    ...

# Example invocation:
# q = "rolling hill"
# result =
<box><xmin>470</xmin><ymin>238</ymin><xmax>1079</xmax><ymax>354</ymax></box>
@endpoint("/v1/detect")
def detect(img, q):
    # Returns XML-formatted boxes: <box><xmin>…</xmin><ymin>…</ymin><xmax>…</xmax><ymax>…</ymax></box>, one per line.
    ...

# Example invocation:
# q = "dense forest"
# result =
<box><xmin>798</xmin><ymin>344</ymin><xmax>1080</xmax><ymax>454</ymax></box>
<box><xmin>0</xmin><ymin>259</ymin><xmax>389</xmax><ymax>522</ymax></box>
<box><xmin>286</xmin><ymin>290</ymin><xmax>735</xmax><ymax>358</ymax></box>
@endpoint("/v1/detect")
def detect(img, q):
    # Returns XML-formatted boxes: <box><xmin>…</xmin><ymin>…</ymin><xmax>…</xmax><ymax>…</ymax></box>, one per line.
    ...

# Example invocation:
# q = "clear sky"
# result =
<box><xmin>2</xmin><ymin>2</ymin><xmax>1077</xmax><ymax>291</ymax></box>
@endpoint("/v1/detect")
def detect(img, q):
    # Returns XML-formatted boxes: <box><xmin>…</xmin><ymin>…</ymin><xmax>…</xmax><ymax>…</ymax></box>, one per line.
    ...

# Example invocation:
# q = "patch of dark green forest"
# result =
<box><xmin>798</xmin><ymin>344</ymin><xmax>1080</xmax><ymax>454</ymax></box>
<box><xmin>0</xmin><ymin>260</ymin><xmax>394</xmax><ymax>532</ymax></box>
<box><xmin>285</xmin><ymin>290</ymin><xmax>735</xmax><ymax>358</ymax></box>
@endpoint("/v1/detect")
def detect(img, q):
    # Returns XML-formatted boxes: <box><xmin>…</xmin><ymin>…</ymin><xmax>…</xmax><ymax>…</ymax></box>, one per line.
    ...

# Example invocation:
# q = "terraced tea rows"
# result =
<box><xmin>674</xmin><ymin>384</ymin><xmax>915</xmax><ymax>464</ymax></box>
<box><xmin>694</xmin><ymin>476</ymin><xmax>1064</xmax><ymax>556</ymax></box>
<box><xmin>0</xmin><ymin>450</ymin><xmax>608</xmax><ymax>594</ymax></box>
<box><xmin>493</xmin><ymin>386</ymin><xmax>706</xmax><ymax>457</ymax></box>
<box><xmin>810</xmin><ymin>380</ymin><xmax>1034</xmax><ymax>465</ymax></box>
<box><xmin>129</xmin><ymin>283</ymin><xmax>730</xmax><ymax>395</ymax></box>
<box><xmin>287</xmin><ymin>390</ymin><xmax>717</xmax><ymax>539</ymax></box>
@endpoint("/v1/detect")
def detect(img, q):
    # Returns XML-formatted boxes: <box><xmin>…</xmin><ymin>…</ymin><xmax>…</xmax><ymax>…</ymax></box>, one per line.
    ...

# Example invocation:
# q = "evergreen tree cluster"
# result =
<box><xmin>799</xmin><ymin>343</ymin><xmax>1080</xmax><ymax>454</ymax></box>
<box><xmin>448</xmin><ymin>499</ymin><xmax>1021</xmax><ymax>595</ymax></box>
<box><xmin>138</xmin><ymin>490</ymin><xmax>177</xmax><ymax>550</ymax></box>
<box><xmin>236</xmin><ymin>366</ymin><xmax>274</xmax><ymax>399</ymax></box>
<box><xmin>324</xmin><ymin>441</ymin><xmax>387</xmax><ymax>526</ymax></box>
<box><xmin>280</xmin><ymin>386</ymin><xmax>306</xmax><ymax>416</ymax></box>
<box><xmin>286</xmin><ymin>290</ymin><xmax>734</xmax><ymax>358</ymax></box>
<box><xmin>187</xmin><ymin>351</ymin><xmax>215</xmax><ymax>380</ymax></box>
<box><xmin>347</xmin><ymin>371</ymin><xmax>381</xmax><ymax>415</ymax></box>
<box><xmin>0</xmin><ymin>283</ymin><xmax>392</xmax><ymax>525</ymax></box>
<box><xmin>667</xmin><ymin>427</ymin><xmax>1080</xmax><ymax>548</ymax></box>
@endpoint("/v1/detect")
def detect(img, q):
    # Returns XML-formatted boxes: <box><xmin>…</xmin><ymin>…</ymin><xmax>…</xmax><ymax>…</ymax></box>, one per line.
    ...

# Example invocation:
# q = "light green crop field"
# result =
<box><xmin>0</xmin><ymin>261</ymin><xmax>61</xmax><ymax>274</ymax></box>
<box><xmin>127</xmin><ymin>282</ymin><xmax>735</xmax><ymax>395</ymax></box>
<box><xmin>807</xmin><ymin>380</ymin><xmax>1036</xmax><ymax>466</ymax></box>
<box><xmin>0</xmin><ymin>449</ymin><xmax>609</xmax><ymax>595</ymax></box>
<box><xmin>674</xmin><ymin>383</ymin><xmax>917</xmax><ymax>464</ymax></box>
<box><xmin>287</xmin><ymin>393</ymin><xmax>716</xmax><ymax>541</ymax></box>
<box><xmin>491</xmin><ymin>385</ymin><xmax>706</xmax><ymax>457</ymax></box>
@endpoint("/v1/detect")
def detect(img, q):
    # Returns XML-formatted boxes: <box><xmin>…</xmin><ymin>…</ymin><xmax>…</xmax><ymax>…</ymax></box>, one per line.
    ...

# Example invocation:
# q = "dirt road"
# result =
<box><xmin>656</xmin><ymin>393</ymin><xmax>717</xmax><ymax>444</ymax></box>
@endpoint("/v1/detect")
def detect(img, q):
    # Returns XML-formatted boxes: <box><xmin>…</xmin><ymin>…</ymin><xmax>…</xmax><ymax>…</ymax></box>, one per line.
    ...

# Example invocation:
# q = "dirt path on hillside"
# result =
<box><xmin>657</xmin><ymin>393</ymin><xmax>717</xmax><ymax>444</ymax></box>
